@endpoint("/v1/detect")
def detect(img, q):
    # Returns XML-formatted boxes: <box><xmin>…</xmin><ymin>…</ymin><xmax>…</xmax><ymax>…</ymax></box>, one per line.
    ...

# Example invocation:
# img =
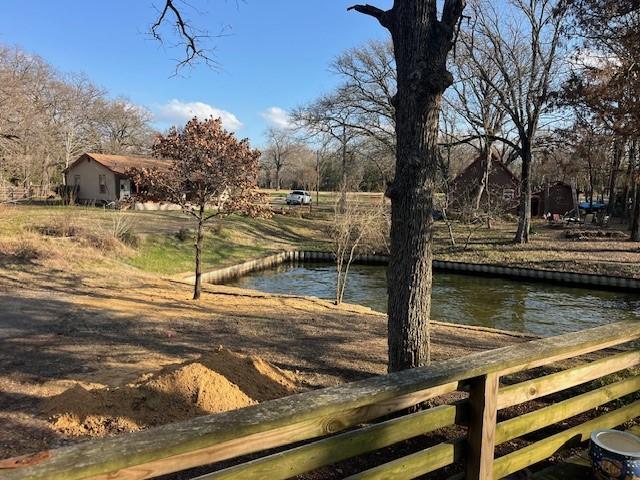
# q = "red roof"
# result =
<box><xmin>65</xmin><ymin>153</ymin><xmax>170</xmax><ymax>175</ymax></box>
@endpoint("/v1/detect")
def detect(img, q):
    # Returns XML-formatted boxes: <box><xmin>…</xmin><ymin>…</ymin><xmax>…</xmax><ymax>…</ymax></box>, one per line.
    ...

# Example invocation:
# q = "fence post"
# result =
<box><xmin>465</xmin><ymin>372</ymin><xmax>500</xmax><ymax>480</ymax></box>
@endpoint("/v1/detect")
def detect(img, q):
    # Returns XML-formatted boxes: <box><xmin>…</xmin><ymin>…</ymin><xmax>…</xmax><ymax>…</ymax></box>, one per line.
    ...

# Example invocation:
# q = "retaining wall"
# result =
<box><xmin>186</xmin><ymin>251</ymin><xmax>640</xmax><ymax>292</ymax></box>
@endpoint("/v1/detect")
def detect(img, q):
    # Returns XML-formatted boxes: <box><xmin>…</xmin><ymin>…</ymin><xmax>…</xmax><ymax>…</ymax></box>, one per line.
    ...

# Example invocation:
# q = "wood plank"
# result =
<box><xmin>196</xmin><ymin>404</ymin><xmax>463</xmax><ymax>480</ymax></box>
<box><xmin>497</xmin><ymin>349</ymin><xmax>640</xmax><ymax>409</ymax></box>
<box><xmin>344</xmin><ymin>440</ymin><xmax>465</xmax><ymax>480</ymax></box>
<box><xmin>5</xmin><ymin>321</ymin><xmax>640</xmax><ymax>480</ymax></box>
<box><xmin>492</xmin><ymin>400</ymin><xmax>640</xmax><ymax>479</ymax></box>
<box><xmin>466</xmin><ymin>373</ymin><xmax>499</xmax><ymax>480</ymax></box>
<box><xmin>495</xmin><ymin>375</ymin><xmax>640</xmax><ymax>445</ymax></box>
<box><xmin>3</xmin><ymin>382</ymin><xmax>459</xmax><ymax>480</ymax></box>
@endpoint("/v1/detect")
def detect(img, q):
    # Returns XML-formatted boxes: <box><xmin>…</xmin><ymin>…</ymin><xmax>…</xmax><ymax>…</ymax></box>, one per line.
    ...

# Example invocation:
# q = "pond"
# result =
<box><xmin>226</xmin><ymin>262</ymin><xmax>640</xmax><ymax>337</ymax></box>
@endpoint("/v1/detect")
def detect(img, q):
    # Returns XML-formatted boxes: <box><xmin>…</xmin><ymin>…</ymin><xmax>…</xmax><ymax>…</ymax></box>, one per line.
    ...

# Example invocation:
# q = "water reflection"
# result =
<box><xmin>226</xmin><ymin>263</ymin><xmax>640</xmax><ymax>336</ymax></box>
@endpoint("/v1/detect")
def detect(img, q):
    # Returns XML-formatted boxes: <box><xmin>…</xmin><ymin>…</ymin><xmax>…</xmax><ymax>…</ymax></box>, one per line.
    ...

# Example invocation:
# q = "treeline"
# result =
<box><xmin>0</xmin><ymin>45</ymin><xmax>155</xmax><ymax>189</ymax></box>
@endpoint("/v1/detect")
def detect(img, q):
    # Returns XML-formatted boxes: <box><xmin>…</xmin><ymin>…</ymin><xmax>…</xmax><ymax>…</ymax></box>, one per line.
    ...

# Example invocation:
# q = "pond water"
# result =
<box><xmin>226</xmin><ymin>263</ymin><xmax>640</xmax><ymax>336</ymax></box>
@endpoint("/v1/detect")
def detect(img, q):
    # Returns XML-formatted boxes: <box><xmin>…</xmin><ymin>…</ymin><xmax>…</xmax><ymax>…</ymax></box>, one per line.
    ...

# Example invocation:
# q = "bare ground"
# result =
<box><xmin>0</xmin><ymin>237</ymin><xmax>528</xmax><ymax>460</ymax></box>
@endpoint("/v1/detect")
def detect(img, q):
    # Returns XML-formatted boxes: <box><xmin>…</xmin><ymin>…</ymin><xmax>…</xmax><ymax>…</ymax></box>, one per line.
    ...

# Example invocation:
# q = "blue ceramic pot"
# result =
<box><xmin>590</xmin><ymin>429</ymin><xmax>640</xmax><ymax>479</ymax></box>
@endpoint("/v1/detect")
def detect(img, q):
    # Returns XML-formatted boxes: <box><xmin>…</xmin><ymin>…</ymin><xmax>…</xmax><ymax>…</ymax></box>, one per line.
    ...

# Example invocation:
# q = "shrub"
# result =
<box><xmin>80</xmin><ymin>231</ymin><xmax>122</xmax><ymax>251</ymax></box>
<box><xmin>175</xmin><ymin>227</ymin><xmax>192</xmax><ymax>242</ymax></box>
<box><xmin>108</xmin><ymin>213</ymin><xmax>138</xmax><ymax>247</ymax></box>
<box><xmin>0</xmin><ymin>234</ymin><xmax>51</xmax><ymax>263</ymax></box>
<box><xmin>36</xmin><ymin>213</ymin><xmax>81</xmax><ymax>237</ymax></box>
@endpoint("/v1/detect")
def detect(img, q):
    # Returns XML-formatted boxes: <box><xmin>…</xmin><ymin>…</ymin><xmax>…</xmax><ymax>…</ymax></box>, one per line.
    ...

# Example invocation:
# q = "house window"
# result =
<box><xmin>502</xmin><ymin>188</ymin><xmax>515</xmax><ymax>200</ymax></box>
<box><xmin>73</xmin><ymin>175</ymin><xmax>80</xmax><ymax>185</ymax></box>
<box><xmin>99</xmin><ymin>174</ymin><xmax>107</xmax><ymax>194</ymax></box>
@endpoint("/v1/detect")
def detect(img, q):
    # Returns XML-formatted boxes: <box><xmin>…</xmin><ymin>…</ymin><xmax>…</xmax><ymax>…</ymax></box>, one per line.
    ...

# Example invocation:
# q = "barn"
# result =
<box><xmin>449</xmin><ymin>154</ymin><xmax>520</xmax><ymax>212</ymax></box>
<box><xmin>64</xmin><ymin>153</ymin><xmax>168</xmax><ymax>204</ymax></box>
<box><xmin>531</xmin><ymin>182</ymin><xmax>577</xmax><ymax>217</ymax></box>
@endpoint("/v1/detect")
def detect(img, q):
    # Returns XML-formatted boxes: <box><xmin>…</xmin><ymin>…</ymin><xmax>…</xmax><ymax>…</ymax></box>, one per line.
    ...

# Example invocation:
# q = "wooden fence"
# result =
<box><xmin>0</xmin><ymin>185</ymin><xmax>51</xmax><ymax>202</ymax></box>
<box><xmin>3</xmin><ymin>321</ymin><xmax>640</xmax><ymax>480</ymax></box>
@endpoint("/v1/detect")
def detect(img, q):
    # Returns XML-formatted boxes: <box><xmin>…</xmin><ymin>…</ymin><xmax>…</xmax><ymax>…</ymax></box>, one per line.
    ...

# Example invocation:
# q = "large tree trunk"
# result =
<box><xmin>350</xmin><ymin>0</ymin><xmax>464</xmax><ymax>372</ymax></box>
<box><xmin>514</xmin><ymin>142</ymin><xmax>532</xmax><ymax>243</ymax></box>
<box><xmin>622</xmin><ymin>155</ymin><xmax>634</xmax><ymax>219</ymax></box>
<box><xmin>316</xmin><ymin>151</ymin><xmax>321</xmax><ymax>206</ymax></box>
<box><xmin>193</xmin><ymin>206</ymin><xmax>205</xmax><ymax>300</ymax></box>
<box><xmin>275</xmin><ymin>162</ymin><xmax>281</xmax><ymax>191</ymax></box>
<box><xmin>387</xmin><ymin>95</ymin><xmax>440</xmax><ymax>371</ymax></box>
<box><xmin>338</xmin><ymin>127</ymin><xmax>348</xmax><ymax>213</ymax></box>
<box><xmin>607</xmin><ymin>141</ymin><xmax>623</xmax><ymax>216</ymax></box>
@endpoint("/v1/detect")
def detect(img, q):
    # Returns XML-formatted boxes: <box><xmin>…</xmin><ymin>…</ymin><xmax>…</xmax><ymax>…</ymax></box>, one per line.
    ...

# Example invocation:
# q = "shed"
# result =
<box><xmin>64</xmin><ymin>153</ymin><xmax>169</xmax><ymax>204</ymax></box>
<box><xmin>531</xmin><ymin>182</ymin><xmax>577</xmax><ymax>217</ymax></box>
<box><xmin>449</xmin><ymin>154</ymin><xmax>521</xmax><ymax>212</ymax></box>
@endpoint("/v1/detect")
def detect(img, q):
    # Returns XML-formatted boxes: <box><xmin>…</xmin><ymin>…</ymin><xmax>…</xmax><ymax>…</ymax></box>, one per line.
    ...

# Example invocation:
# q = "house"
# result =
<box><xmin>449</xmin><ymin>154</ymin><xmax>521</xmax><ymax>212</ymax></box>
<box><xmin>64</xmin><ymin>153</ymin><xmax>168</xmax><ymax>204</ymax></box>
<box><xmin>531</xmin><ymin>181</ymin><xmax>577</xmax><ymax>217</ymax></box>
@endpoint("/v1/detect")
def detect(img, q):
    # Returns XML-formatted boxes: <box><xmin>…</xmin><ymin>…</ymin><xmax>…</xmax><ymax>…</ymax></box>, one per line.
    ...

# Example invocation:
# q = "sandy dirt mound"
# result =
<box><xmin>195</xmin><ymin>347</ymin><xmax>299</xmax><ymax>401</ymax></box>
<box><xmin>42</xmin><ymin>348</ymin><xmax>298</xmax><ymax>438</ymax></box>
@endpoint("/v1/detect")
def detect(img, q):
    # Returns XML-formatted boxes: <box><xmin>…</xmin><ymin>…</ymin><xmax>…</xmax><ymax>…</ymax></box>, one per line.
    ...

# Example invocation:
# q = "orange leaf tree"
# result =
<box><xmin>130</xmin><ymin>117</ymin><xmax>266</xmax><ymax>300</ymax></box>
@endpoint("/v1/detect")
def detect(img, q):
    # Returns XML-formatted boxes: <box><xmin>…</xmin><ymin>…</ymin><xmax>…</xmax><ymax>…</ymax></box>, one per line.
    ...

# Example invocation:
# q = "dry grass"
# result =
<box><xmin>27</xmin><ymin>211</ymin><xmax>138</xmax><ymax>254</ymax></box>
<box><xmin>0</xmin><ymin>231</ymin><xmax>54</xmax><ymax>263</ymax></box>
<box><xmin>433</xmin><ymin>220</ymin><xmax>640</xmax><ymax>278</ymax></box>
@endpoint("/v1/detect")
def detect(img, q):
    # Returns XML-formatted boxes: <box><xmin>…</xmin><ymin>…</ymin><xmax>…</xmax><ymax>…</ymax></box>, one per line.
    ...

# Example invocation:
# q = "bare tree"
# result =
<box><xmin>263</xmin><ymin>128</ymin><xmax>298</xmax><ymax>190</ymax></box>
<box><xmin>447</xmin><ymin>32</ymin><xmax>507</xmax><ymax>214</ymax></box>
<box><xmin>465</xmin><ymin>0</ymin><xmax>566</xmax><ymax>243</ymax></box>
<box><xmin>0</xmin><ymin>45</ymin><xmax>156</xmax><ymax>189</ymax></box>
<box><xmin>331</xmin><ymin>39</ymin><xmax>397</xmax><ymax>157</ymax></box>
<box><xmin>49</xmin><ymin>75</ymin><xmax>105</xmax><ymax>176</ymax></box>
<box><xmin>349</xmin><ymin>0</ymin><xmax>466</xmax><ymax>371</ymax></box>
<box><xmin>292</xmin><ymin>95</ymin><xmax>360</xmax><ymax>193</ymax></box>
<box><xmin>92</xmin><ymin>98</ymin><xmax>155</xmax><ymax>154</ymax></box>
<box><xmin>331</xmin><ymin>189</ymin><xmax>390</xmax><ymax>305</ymax></box>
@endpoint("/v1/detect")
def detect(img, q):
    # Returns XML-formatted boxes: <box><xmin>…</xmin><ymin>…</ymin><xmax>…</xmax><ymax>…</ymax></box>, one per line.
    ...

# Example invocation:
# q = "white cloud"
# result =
<box><xmin>260</xmin><ymin>107</ymin><xmax>292</xmax><ymax>129</ymax></box>
<box><xmin>155</xmin><ymin>99</ymin><xmax>243</xmax><ymax>131</ymax></box>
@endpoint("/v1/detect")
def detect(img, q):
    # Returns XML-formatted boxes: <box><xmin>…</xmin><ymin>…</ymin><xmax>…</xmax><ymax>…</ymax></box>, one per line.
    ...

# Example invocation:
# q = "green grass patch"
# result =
<box><xmin>127</xmin><ymin>232</ymin><xmax>266</xmax><ymax>275</ymax></box>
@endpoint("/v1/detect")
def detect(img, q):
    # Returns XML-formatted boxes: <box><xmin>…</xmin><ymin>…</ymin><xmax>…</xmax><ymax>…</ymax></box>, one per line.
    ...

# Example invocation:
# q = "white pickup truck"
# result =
<box><xmin>285</xmin><ymin>190</ymin><xmax>312</xmax><ymax>205</ymax></box>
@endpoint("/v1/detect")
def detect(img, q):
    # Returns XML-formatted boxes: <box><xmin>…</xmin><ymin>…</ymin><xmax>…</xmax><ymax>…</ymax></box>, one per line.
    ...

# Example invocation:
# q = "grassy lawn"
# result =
<box><xmin>2</xmin><ymin>201</ymin><xmax>640</xmax><ymax>278</ymax></box>
<box><xmin>0</xmin><ymin>203</ymin><xmax>331</xmax><ymax>277</ymax></box>
<box><xmin>127</xmin><ymin>233</ymin><xmax>266</xmax><ymax>275</ymax></box>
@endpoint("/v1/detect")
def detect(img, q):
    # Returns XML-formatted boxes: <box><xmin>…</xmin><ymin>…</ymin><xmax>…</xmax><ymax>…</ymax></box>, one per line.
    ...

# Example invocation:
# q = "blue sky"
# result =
<box><xmin>0</xmin><ymin>1</ymin><xmax>392</xmax><ymax>146</ymax></box>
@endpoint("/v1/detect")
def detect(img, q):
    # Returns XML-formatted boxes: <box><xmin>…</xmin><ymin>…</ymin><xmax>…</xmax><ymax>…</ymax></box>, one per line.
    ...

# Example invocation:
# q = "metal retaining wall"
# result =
<box><xmin>187</xmin><ymin>251</ymin><xmax>640</xmax><ymax>292</ymax></box>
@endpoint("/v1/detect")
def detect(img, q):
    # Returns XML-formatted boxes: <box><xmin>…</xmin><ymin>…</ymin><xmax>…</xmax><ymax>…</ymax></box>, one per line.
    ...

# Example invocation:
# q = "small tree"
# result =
<box><xmin>130</xmin><ymin>117</ymin><xmax>265</xmax><ymax>300</ymax></box>
<box><xmin>331</xmin><ymin>188</ymin><xmax>390</xmax><ymax>305</ymax></box>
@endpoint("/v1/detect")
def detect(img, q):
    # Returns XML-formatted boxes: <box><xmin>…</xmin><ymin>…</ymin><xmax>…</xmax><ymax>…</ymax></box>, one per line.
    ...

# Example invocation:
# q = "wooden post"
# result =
<box><xmin>466</xmin><ymin>372</ymin><xmax>499</xmax><ymax>480</ymax></box>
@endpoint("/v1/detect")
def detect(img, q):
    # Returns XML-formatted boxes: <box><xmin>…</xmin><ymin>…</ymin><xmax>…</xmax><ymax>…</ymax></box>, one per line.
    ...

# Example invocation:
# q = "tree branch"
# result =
<box><xmin>347</xmin><ymin>4</ymin><xmax>392</xmax><ymax>29</ymax></box>
<box><xmin>440</xmin><ymin>133</ymin><xmax>522</xmax><ymax>154</ymax></box>
<box><xmin>442</xmin><ymin>0</ymin><xmax>467</xmax><ymax>31</ymax></box>
<box><xmin>150</xmin><ymin>0</ymin><xmax>220</xmax><ymax>73</ymax></box>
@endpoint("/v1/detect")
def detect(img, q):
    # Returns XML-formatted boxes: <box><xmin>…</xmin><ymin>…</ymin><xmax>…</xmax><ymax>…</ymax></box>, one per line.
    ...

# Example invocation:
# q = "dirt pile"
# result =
<box><xmin>42</xmin><ymin>348</ymin><xmax>299</xmax><ymax>438</ymax></box>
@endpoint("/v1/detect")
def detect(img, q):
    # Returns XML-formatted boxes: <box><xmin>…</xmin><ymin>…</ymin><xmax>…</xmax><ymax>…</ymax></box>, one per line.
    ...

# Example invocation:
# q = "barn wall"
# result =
<box><xmin>449</xmin><ymin>158</ymin><xmax>520</xmax><ymax>211</ymax></box>
<box><xmin>538</xmin><ymin>184</ymin><xmax>575</xmax><ymax>216</ymax></box>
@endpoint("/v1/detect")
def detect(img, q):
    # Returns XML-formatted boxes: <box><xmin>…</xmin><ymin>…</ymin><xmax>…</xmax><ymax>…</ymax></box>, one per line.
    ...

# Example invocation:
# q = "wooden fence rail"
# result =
<box><xmin>3</xmin><ymin>321</ymin><xmax>640</xmax><ymax>480</ymax></box>
<box><xmin>0</xmin><ymin>185</ymin><xmax>52</xmax><ymax>202</ymax></box>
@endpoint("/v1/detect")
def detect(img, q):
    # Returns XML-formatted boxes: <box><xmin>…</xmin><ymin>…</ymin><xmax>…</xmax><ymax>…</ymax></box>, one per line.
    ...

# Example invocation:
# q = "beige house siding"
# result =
<box><xmin>65</xmin><ymin>157</ymin><xmax>118</xmax><ymax>203</ymax></box>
